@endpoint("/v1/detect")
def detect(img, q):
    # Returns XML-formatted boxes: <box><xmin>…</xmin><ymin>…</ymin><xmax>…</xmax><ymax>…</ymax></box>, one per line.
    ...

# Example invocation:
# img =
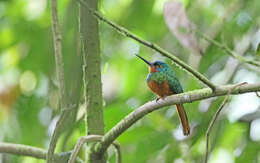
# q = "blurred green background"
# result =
<box><xmin>0</xmin><ymin>0</ymin><xmax>260</xmax><ymax>162</ymax></box>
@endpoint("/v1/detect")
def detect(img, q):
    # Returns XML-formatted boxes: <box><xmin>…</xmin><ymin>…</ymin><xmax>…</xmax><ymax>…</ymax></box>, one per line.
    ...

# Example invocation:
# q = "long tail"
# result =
<box><xmin>176</xmin><ymin>104</ymin><xmax>190</xmax><ymax>136</ymax></box>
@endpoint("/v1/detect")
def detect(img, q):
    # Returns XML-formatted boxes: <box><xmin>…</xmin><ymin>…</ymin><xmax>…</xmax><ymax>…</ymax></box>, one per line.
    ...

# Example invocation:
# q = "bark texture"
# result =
<box><xmin>79</xmin><ymin>0</ymin><xmax>105</xmax><ymax>162</ymax></box>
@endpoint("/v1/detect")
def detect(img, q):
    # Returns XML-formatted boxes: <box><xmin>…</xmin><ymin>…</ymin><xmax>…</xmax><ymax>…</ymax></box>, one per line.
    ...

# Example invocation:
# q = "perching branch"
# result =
<box><xmin>94</xmin><ymin>82</ymin><xmax>260</xmax><ymax>155</ymax></box>
<box><xmin>0</xmin><ymin>142</ymin><xmax>83</xmax><ymax>163</ymax></box>
<box><xmin>48</xmin><ymin>0</ymin><xmax>69</xmax><ymax>162</ymax></box>
<box><xmin>76</xmin><ymin>0</ymin><xmax>216</xmax><ymax>91</ymax></box>
<box><xmin>204</xmin><ymin>82</ymin><xmax>247</xmax><ymax>163</ymax></box>
<box><xmin>68</xmin><ymin>135</ymin><xmax>121</xmax><ymax>163</ymax></box>
<box><xmin>197</xmin><ymin>31</ymin><xmax>260</xmax><ymax>67</ymax></box>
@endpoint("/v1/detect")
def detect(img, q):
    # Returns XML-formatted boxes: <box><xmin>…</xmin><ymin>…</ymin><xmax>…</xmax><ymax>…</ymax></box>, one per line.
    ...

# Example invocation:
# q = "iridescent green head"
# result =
<box><xmin>135</xmin><ymin>55</ymin><xmax>171</xmax><ymax>73</ymax></box>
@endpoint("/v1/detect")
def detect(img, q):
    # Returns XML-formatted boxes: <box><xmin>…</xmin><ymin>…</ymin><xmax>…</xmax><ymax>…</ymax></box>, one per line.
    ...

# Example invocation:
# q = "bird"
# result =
<box><xmin>136</xmin><ymin>54</ymin><xmax>190</xmax><ymax>136</ymax></box>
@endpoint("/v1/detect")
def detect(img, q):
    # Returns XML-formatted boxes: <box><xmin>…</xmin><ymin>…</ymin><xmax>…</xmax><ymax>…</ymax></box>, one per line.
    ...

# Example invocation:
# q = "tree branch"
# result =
<box><xmin>68</xmin><ymin>135</ymin><xmax>121</xmax><ymax>163</ymax></box>
<box><xmin>0</xmin><ymin>142</ymin><xmax>83</xmax><ymax>163</ymax></box>
<box><xmin>94</xmin><ymin>82</ymin><xmax>260</xmax><ymax>155</ymax></box>
<box><xmin>48</xmin><ymin>0</ymin><xmax>69</xmax><ymax>162</ymax></box>
<box><xmin>76</xmin><ymin>0</ymin><xmax>216</xmax><ymax>91</ymax></box>
<box><xmin>204</xmin><ymin>82</ymin><xmax>247</xmax><ymax>163</ymax></box>
<box><xmin>197</xmin><ymin>30</ymin><xmax>260</xmax><ymax>67</ymax></box>
<box><xmin>51</xmin><ymin>0</ymin><xmax>66</xmax><ymax>108</ymax></box>
<box><xmin>0</xmin><ymin>142</ymin><xmax>47</xmax><ymax>159</ymax></box>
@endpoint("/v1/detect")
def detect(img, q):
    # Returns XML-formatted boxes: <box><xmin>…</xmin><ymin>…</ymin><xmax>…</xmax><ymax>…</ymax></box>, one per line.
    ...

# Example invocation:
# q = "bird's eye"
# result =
<box><xmin>156</xmin><ymin>65</ymin><xmax>162</xmax><ymax>69</ymax></box>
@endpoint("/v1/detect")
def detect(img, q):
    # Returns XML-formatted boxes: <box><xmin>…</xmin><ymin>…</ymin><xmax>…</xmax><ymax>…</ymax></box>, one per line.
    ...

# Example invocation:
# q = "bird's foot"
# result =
<box><xmin>156</xmin><ymin>96</ymin><xmax>165</xmax><ymax>102</ymax></box>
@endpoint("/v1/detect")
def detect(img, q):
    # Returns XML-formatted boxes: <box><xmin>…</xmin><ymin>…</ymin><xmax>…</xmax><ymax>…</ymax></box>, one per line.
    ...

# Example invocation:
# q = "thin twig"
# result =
<box><xmin>68</xmin><ymin>135</ymin><xmax>121</xmax><ymax>163</ymax></box>
<box><xmin>204</xmin><ymin>82</ymin><xmax>247</xmax><ymax>163</ymax></box>
<box><xmin>76</xmin><ymin>0</ymin><xmax>216</xmax><ymax>91</ymax></box>
<box><xmin>47</xmin><ymin>111</ymin><xmax>72</xmax><ymax>162</ymax></box>
<box><xmin>197</xmin><ymin>31</ymin><xmax>260</xmax><ymax>67</ymax></box>
<box><xmin>69</xmin><ymin>135</ymin><xmax>103</xmax><ymax>163</ymax></box>
<box><xmin>112</xmin><ymin>141</ymin><xmax>122</xmax><ymax>163</ymax></box>
<box><xmin>48</xmin><ymin>0</ymin><xmax>68</xmax><ymax>162</ymax></box>
<box><xmin>94</xmin><ymin>82</ymin><xmax>260</xmax><ymax>155</ymax></box>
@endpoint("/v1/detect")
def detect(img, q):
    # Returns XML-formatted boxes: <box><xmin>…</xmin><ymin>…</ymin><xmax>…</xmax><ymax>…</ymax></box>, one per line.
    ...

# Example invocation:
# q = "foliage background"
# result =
<box><xmin>0</xmin><ymin>0</ymin><xmax>260</xmax><ymax>162</ymax></box>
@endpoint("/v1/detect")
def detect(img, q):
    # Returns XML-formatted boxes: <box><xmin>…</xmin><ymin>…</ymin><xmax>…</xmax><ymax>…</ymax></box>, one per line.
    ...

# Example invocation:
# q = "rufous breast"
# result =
<box><xmin>147</xmin><ymin>80</ymin><xmax>173</xmax><ymax>98</ymax></box>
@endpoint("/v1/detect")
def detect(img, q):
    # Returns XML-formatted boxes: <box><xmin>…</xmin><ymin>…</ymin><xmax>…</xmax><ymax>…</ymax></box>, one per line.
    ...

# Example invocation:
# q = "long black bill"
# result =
<box><xmin>135</xmin><ymin>54</ymin><xmax>151</xmax><ymax>66</ymax></box>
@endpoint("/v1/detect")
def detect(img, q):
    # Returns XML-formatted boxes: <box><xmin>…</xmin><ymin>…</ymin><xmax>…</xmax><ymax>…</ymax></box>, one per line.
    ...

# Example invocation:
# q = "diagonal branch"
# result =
<box><xmin>204</xmin><ymin>82</ymin><xmax>247</xmax><ymax>163</ymax></box>
<box><xmin>76</xmin><ymin>0</ymin><xmax>216</xmax><ymax>91</ymax></box>
<box><xmin>48</xmin><ymin>0</ymin><xmax>69</xmax><ymax>162</ymax></box>
<box><xmin>94</xmin><ymin>82</ymin><xmax>260</xmax><ymax>155</ymax></box>
<box><xmin>197</xmin><ymin>30</ymin><xmax>260</xmax><ymax>67</ymax></box>
<box><xmin>68</xmin><ymin>135</ymin><xmax>121</xmax><ymax>163</ymax></box>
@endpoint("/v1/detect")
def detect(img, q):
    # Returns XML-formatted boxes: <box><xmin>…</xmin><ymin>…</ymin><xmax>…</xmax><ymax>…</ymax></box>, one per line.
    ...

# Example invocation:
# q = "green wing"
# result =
<box><xmin>167</xmin><ymin>74</ymin><xmax>183</xmax><ymax>94</ymax></box>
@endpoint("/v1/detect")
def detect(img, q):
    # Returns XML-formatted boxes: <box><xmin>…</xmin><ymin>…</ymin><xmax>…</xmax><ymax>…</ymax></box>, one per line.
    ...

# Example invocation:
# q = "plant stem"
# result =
<box><xmin>47</xmin><ymin>0</ymin><xmax>68</xmax><ymax>162</ymax></box>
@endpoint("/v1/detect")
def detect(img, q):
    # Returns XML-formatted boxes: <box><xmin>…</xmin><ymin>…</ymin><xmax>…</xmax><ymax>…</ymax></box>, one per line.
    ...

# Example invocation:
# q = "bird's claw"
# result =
<box><xmin>156</xmin><ymin>97</ymin><xmax>166</xmax><ymax>102</ymax></box>
<box><xmin>156</xmin><ymin>98</ymin><xmax>160</xmax><ymax>102</ymax></box>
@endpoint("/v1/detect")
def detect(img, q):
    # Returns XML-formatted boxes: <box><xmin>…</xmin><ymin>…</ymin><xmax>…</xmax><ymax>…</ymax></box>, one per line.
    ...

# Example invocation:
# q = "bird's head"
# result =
<box><xmin>135</xmin><ymin>55</ymin><xmax>170</xmax><ymax>73</ymax></box>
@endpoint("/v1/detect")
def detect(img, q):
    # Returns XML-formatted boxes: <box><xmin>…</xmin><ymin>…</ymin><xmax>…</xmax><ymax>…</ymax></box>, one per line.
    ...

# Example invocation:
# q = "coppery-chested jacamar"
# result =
<box><xmin>136</xmin><ymin>55</ymin><xmax>190</xmax><ymax>136</ymax></box>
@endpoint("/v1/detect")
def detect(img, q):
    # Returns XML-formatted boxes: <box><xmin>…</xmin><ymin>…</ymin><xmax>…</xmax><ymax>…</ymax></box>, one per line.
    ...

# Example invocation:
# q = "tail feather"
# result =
<box><xmin>176</xmin><ymin>104</ymin><xmax>190</xmax><ymax>136</ymax></box>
